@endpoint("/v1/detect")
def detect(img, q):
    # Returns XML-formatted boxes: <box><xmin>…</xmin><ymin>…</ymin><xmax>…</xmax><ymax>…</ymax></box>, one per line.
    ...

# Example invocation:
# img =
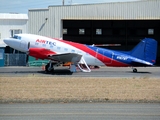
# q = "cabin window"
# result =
<box><xmin>50</xmin><ymin>46</ymin><xmax>53</xmax><ymax>48</ymax></box>
<box><xmin>35</xmin><ymin>42</ymin><xmax>39</xmax><ymax>45</ymax></box>
<box><xmin>86</xmin><ymin>53</ymin><xmax>89</xmax><ymax>55</ymax></box>
<box><xmin>64</xmin><ymin>48</ymin><xmax>68</xmax><ymax>51</ymax></box>
<box><xmin>71</xmin><ymin>50</ymin><xmax>75</xmax><ymax>52</ymax></box>
<box><xmin>78</xmin><ymin>51</ymin><xmax>82</xmax><ymax>54</ymax></box>
<box><xmin>57</xmin><ymin>47</ymin><xmax>61</xmax><ymax>50</ymax></box>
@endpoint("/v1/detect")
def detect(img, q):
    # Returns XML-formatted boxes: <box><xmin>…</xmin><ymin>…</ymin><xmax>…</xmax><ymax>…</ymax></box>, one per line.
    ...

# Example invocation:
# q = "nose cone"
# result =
<box><xmin>3</xmin><ymin>38</ymin><xmax>27</xmax><ymax>52</ymax></box>
<box><xmin>3</xmin><ymin>38</ymin><xmax>11</xmax><ymax>45</ymax></box>
<box><xmin>3</xmin><ymin>38</ymin><xmax>20</xmax><ymax>50</ymax></box>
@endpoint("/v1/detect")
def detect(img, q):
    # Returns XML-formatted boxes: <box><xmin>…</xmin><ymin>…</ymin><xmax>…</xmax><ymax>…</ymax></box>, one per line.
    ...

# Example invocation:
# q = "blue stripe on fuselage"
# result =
<box><xmin>86</xmin><ymin>45</ymin><xmax>152</xmax><ymax>66</ymax></box>
<box><xmin>86</xmin><ymin>45</ymin><xmax>130</xmax><ymax>64</ymax></box>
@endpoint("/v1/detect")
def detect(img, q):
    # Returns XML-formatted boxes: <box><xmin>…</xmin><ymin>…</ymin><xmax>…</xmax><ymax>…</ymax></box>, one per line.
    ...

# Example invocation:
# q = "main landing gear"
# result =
<box><xmin>45</xmin><ymin>63</ymin><xmax>54</xmax><ymax>73</ymax></box>
<box><xmin>45</xmin><ymin>61</ymin><xmax>60</xmax><ymax>73</ymax></box>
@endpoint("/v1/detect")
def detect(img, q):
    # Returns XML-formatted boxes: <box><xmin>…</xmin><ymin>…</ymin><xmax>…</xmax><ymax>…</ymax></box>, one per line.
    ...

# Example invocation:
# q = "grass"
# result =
<box><xmin>0</xmin><ymin>77</ymin><xmax>160</xmax><ymax>103</ymax></box>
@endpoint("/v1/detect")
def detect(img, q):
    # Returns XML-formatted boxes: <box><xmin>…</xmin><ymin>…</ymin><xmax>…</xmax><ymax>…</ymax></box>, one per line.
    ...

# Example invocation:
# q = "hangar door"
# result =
<box><xmin>63</xmin><ymin>20</ymin><xmax>160</xmax><ymax>65</ymax></box>
<box><xmin>63</xmin><ymin>20</ymin><xmax>160</xmax><ymax>45</ymax></box>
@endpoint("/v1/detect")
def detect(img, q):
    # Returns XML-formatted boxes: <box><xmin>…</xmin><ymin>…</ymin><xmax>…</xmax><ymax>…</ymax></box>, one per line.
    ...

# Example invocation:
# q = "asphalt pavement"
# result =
<box><xmin>0</xmin><ymin>66</ymin><xmax>160</xmax><ymax>78</ymax></box>
<box><xmin>0</xmin><ymin>103</ymin><xmax>160</xmax><ymax>120</ymax></box>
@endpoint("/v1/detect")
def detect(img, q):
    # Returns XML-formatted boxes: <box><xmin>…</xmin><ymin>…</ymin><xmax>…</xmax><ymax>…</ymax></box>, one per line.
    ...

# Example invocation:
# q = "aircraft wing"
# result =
<box><xmin>29</xmin><ymin>48</ymin><xmax>82</xmax><ymax>64</ymax></box>
<box><xmin>48</xmin><ymin>53</ymin><xmax>82</xmax><ymax>64</ymax></box>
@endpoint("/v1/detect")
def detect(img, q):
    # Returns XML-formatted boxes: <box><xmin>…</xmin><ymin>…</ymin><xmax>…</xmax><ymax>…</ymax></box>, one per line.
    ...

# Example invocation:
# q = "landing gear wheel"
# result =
<box><xmin>45</xmin><ymin>63</ymin><xmax>54</xmax><ymax>73</ymax></box>
<box><xmin>45</xmin><ymin>63</ymin><xmax>50</xmax><ymax>73</ymax></box>
<box><xmin>133</xmin><ymin>68</ymin><xmax>137</xmax><ymax>73</ymax></box>
<box><xmin>51</xmin><ymin>67</ymin><xmax>54</xmax><ymax>74</ymax></box>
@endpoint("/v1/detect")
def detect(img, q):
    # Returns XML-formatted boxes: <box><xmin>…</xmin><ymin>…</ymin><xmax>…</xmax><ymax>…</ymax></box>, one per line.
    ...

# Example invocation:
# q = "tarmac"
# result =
<box><xmin>0</xmin><ymin>66</ymin><xmax>160</xmax><ymax>78</ymax></box>
<box><xmin>0</xmin><ymin>103</ymin><xmax>160</xmax><ymax>120</ymax></box>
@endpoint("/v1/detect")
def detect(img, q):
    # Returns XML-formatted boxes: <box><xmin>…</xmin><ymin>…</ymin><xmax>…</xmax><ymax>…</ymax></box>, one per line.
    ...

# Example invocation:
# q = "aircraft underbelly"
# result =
<box><xmin>82</xmin><ymin>55</ymin><xmax>104</xmax><ymax>66</ymax></box>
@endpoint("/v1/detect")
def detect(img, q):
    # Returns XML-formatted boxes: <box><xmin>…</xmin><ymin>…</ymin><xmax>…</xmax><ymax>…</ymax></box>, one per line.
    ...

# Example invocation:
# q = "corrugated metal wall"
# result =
<box><xmin>28</xmin><ymin>9</ymin><xmax>49</xmax><ymax>36</ymax></box>
<box><xmin>28</xmin><ymin>0</ymin><xmax>160</xmax><ymax>38</ymax></box>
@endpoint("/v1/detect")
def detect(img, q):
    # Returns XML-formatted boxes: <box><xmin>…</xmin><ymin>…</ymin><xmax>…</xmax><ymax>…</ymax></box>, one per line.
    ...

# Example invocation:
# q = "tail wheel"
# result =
<box><xmin>133</xmin><ymin>68</ymin><xmax>137</xmax><ymax>73</ymax></box>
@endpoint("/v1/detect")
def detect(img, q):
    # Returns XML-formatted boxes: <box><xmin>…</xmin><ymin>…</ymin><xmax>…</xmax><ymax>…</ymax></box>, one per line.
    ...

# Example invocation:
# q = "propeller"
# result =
<box><xmin>28</xmin><ymin>42</ymin><xmax>30</xmax><ymax>49</ymax></box>
<box><xmin>26</xmin><ymin>42</ymin><xmax>30</xmax><ymax>55</ymax></box>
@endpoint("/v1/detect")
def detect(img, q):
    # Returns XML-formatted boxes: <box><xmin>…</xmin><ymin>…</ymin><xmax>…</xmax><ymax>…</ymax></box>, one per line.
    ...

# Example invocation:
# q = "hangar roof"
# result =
<box><xmin>0</xmin><ymin>13</ymin><xmax>28</xmax><ymax>20</ymax></box>
<box><xmin>48</xmin><ymin>0</ymin><xmax>140</xmax><ymax>7</ymax></box>
<box><xmin>29</xmin><ymin>0</ymin><xmax>160</xmax><ymax>20</ymax></box>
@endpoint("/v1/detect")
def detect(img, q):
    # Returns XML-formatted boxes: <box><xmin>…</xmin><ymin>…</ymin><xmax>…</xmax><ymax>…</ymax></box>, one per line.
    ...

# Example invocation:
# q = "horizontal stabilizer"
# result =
<box><xmin>130</xmin><ymin>60</ymin><xmax>153</xmax><ymax>67</ymax></box>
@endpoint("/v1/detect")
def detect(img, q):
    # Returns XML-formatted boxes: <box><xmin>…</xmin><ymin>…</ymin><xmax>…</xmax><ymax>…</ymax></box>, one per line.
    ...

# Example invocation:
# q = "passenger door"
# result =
<box><xmin>95</xmin><ymin>48</ymin><xmax>113</xmax><ymax>64</ymax></box>
<box><xmin>103</xmin><ymin>50</ymin><xmax>113</xmax><ymax>64</ymax></box>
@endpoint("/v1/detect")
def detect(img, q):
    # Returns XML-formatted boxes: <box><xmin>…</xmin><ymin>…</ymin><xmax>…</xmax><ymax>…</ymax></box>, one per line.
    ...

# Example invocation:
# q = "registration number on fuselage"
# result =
<box><xmin>116</xmin><ymin>56</ymin><xmax>128</xmax><ymax>61</ymax></box>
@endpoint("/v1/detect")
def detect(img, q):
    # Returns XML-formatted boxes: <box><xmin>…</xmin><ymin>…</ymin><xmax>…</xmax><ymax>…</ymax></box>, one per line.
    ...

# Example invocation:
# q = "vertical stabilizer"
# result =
<box><xmin>130</xmin><ymin>38</ymin><xmax>157</xmax><ymax>64</ymax></box>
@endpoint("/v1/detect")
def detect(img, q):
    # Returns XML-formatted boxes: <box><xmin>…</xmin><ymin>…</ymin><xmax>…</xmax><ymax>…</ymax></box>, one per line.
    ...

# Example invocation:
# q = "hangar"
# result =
<box><xmin>28</xmin><ymin>0</ymin><xmax>160</xmax><ymax>65</ymax></box>
<box><xmin>0</xmin><ymin>13</ymin><xmax>28</xmax><ymax>66</ymax></box>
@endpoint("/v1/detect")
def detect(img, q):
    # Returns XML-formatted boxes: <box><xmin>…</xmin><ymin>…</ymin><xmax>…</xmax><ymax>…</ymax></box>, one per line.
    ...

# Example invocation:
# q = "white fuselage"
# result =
<box><xmin>3</xmin><ymin>34</ymin><xmax>105</xmax><ymax>66</ymax></box>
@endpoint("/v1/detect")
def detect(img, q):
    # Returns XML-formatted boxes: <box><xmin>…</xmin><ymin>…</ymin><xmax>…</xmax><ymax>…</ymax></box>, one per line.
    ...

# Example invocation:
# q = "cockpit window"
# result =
<box><xmin>12</xmin><ymin>35</ymin><xmax>21</xmax><ymax>40</ymax></box>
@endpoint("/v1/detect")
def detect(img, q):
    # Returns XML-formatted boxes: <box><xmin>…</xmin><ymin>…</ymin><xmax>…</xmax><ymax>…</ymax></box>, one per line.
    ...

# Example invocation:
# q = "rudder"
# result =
<box><xmin>130</xmin><ymin>38</ymin><xmax>157</xmax><ymax>64</ymax></box>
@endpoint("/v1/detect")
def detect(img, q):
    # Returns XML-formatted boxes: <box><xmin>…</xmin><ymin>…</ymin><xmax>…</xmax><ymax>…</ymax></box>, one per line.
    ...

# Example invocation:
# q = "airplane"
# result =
<box><xmin>3</xmin><ymin>34</ymin><xmax>157</xmax><ymax>73</ymax></box>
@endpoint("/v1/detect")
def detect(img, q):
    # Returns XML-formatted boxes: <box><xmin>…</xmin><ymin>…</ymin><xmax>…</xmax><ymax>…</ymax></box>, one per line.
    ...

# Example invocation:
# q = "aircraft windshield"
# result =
<box><xmin>12</xmin><ymin>35</ymin><xmax>21</xmax><ymax>40</ymax></box>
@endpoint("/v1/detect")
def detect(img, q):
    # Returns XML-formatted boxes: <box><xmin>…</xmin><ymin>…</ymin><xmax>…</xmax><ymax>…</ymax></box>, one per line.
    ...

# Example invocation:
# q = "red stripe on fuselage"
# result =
<box><xmin>29</xmin><ymin>48</ymin><xmax>56</xmax><ymax>60</ymax></box>
<box><xmin>53</xmin><ymin>39</ymin><xmax>128</xmax><ymax>67</ymax></box>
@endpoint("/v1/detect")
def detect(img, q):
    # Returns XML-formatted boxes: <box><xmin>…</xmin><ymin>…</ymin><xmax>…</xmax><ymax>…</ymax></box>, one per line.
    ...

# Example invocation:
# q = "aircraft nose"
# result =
<box><xmin>3</xmin><ymin>38</ymin><xmax>11</xmax><ymax>45</ymax></box>
<box><xmin>3</xmin><ymin>38</ymin><xmax>20</xmax><ymax>48</ymax></box>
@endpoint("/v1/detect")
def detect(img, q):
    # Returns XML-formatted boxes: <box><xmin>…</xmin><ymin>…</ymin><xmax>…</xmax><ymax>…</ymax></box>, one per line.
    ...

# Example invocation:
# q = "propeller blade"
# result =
<box><xmin>28</xmin><ymin>42</ymin><xmax>30</xmax><ymax>49</ymax></box>
<box><xmin>26</xmin><ymin>42</ymin><xmax>30</xmax><ymax>55</ymax></box>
